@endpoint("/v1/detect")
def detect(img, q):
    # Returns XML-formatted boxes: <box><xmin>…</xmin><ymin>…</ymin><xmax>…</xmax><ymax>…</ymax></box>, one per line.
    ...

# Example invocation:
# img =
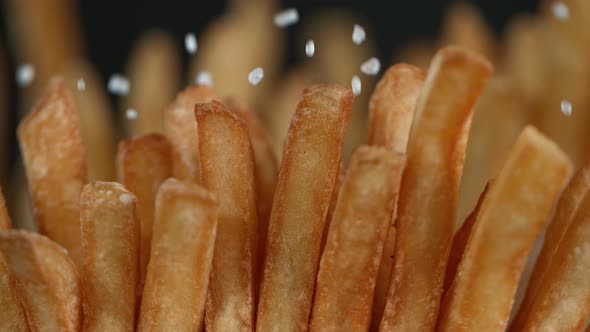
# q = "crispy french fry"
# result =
<box><xmin>309</xmin><ymin>146</ymin><xmax>405</xmax><ymax>332</ymax></box>
<box><xmin>511</xmin><ymin>165</ymin><xmax>590</xmax><ymax>330</ymax></box>
<box><xmin>371</xmin><ymin>226</ymin><xmax>395</xmax><ymax>331</ymax></box>
<box><xmin>164</xmin><ymin>85</ymin><xmax>216</xmax><ymax>182</ymax></box>
<box><xmin>80</xmin><ymin>182</ymin><xmax>139</xmax><ymax>332</ymax></box>
<box><xmin>117</xmin><ymin>134</ymin><xmax>173</xmax><ymax>294</ymax></box>
<box><xmin>0</xmin><ymin>252</ymin><xmax>29</xmax><ymax>331</ymax></box>
<box><xmin>379</xmin><ymin>46</ymin><xmax>492</xmax><ymax>332</ymax></box>
<box><xmin>195</xmin><ymin>100</ymin><xmax>258</xmax><ymax>330</ymax></box>
<box><xmin>256</xmin><ymin>84</ymin><xmax>353</xmax><ymax>331</ymax></box>
<box><xmin>437</xmin><ymin>126</ymin><xmax>572</xmax><ymax>331</ymax></box>
<box><xmin>17</xmin><ymin>77</ymin><xmax>87</xmax><ymax>265</ymax></box>
<box><xmin>0</xmin><ymin>230</ymin><xmax>81</xmax><ymax>331</ymax></box>
<box><xmin>138</xmin><ymin>178</ymin><xmax>218</xmax><ymax>332</ymax></box>
<box><xmin>0</xmin><ymin>186</ymin><xmax>11</xmax><ymax>230</ymax></box>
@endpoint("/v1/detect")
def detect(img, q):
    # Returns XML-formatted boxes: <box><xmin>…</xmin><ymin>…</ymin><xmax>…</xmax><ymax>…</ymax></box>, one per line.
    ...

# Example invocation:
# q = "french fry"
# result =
<box><xmin>320</xmin><ymin>160</ymin><xmax>345</xmax><ymax>254</ymax></box>
<box><xmin>117</xmin><ymin>134</ymin><xmax>173</xmax><ymax>294</ymax></box>
<box><xmin>17</xmin><ymin>77</ymin><xmax>87</xmax><ymax>265</ymax></box>
<box><xmin>309</xmin><ymin>146</ymin><xmax>405</xmax><ymax>332</ymax></box>
<box><xmin>256</xmin><ymin>84</ymin><xmax>353</xmax><ymax>331</ymax></box>
<box><xmin>80</xmin><ymin>182</ymin><xmax>139</xmax><ymax>332</ymax></box>
<box><xmin>379</xmin><ymin>46</ymin><xmax>492</xmax><ymax>332</ymax></box>
<box><xmin>0</xmin><ymin>186</ymin><xmax>11</xmax><ymax>230</ymax></box>
<box><xmin>371</xmin><ymin>226</ymin><xmax>395</xmax><ymax>331</ymax></box>
<box><xmin>0</xmin><ymin>252</ymin><xmax>29</xmax><ymax>331</ymax></box>
<box><xmin>437</xmin><ymin>126</ymin><xmax>572</xmax><ymax>331</ymax></box>
<box><xmin>195</xmin><ymin>100</ymin><xmax>258</xmax><ymax>330</ymax></box>
<box><xmin>0</xmin><ymin>230</ymin><xmax>81</xmax><ymax>331</ymax></box>
<box><xmin>138</xmin><ymin>178</ymin><xmax>218</xmax><ymax>332</ymax></box>
<box><xmin>511</xmin><ymin>165</ymin><xmax>590</xmax><ymax>330</ymax></box>
<box><xmin>164</xmin><ymin>85</ymin><xmax>216</xmax><ymax>182</ymax></box>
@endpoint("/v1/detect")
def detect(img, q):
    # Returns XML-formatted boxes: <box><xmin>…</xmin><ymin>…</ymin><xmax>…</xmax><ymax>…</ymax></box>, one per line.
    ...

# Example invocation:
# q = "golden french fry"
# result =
<box><xmin>0</xmin><ymin>230</ymin><xmax>81</xmax><ymax>331</ymax></box>
<box><xmin>117</xmin><ymin>134</ymin><xmax>173</xmax><ymax>294</ymax></box>
<box><xmin>17</xmin><ymin>77</ymin><xmax>87</xmax><ymax>265</ymax></box>
<box><xmin>0</xmin><ymin>186</ymin><xmax>11</xmax><ymax>230</ymax></box>
<box><xmin>195</xmin><ymin>100</ymin><xmax>258</xmax><ymax>330</ymax></box>
<box><xmin>164</xmin><ymin>85</ymin><xmax>216</xmax><ymax>182</ymax></box>
<box><xmin>320</xmin><ymin>160</ymin><xmax>345</xmax><ymax>254</ymax></box>
<box><xmin>371</xmin><ymin>226</ymin><xmax>395</xmax><ymax>331</ymax></box>
<box><xmin>0</xmin><ymin>252</ymin><xmax>29</xmax><ymax>331</ymax></box>
<box><xmin>256</xmin><ymin>84</ymin><xmax>353</xmax><ymax>331</ymax></box>
<box><xmin>80</xmin><ymin>182</ymin><xmax>139</xmax><ymax>332</ymax></box>
<box><xmin>310</xmin><ymin>146</ymin><xmax>405</xmax><ymax>332</ymax></box>
<box><xmin>124</xmin><ymin>30</ymin><xmax>180</xmax><ymax>136</ymax></box>
<box><xmin>138</xmin><ymin>178</ymin><xmax>218</xmax><ymax>332</ymax></box>
<box><xmin>379</xmin><ymin>46</ymin><xmax>492</xmax><ymax>332</ymax></box>
<box><xmin>511</xmin><ymin>165</ymin><xmax>590</xmax><ymax>330</ymax></box>
<box><xmin>437</xmin><ymin>126</ymin><xmax>572</xmax><ymax>331</ymax></box>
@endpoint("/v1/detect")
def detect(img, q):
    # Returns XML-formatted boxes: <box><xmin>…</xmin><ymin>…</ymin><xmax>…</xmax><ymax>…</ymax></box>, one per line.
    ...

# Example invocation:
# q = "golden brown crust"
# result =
<box><xmin>0</xmin><ymin>252</ymin><xmax>29</xmax><ymax>331</ymax></box>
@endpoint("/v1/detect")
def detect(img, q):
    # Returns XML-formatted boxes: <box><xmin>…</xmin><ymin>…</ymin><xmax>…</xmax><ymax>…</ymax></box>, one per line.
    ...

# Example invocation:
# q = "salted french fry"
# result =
<box><xmin>164</xmin><ymin>85</ymin><xmax>216</xmax><ymax>182</ymax></box>
<box><xmin>0</xmin><ymin>230</ymin><xmax>81</xmax><ymax>331</ymax></box>
<box><xmin>437</xmin><ymin>126</ymin><xmax>572</xmax><ymax>331</ymax></box>
<box><xmin>80</xmin><ymin>182</ymin><xmax>139</xmax><ymax>332</ymax></box>
<box><xmin>124</xmin><ymin>30</ymin><xmax>180</xmax><ymax>136</ymax></box>
<box><xmin>0</xmin><ymin>252</ymin><xmax>29</xmax><ymax>331</ymax></box>
<box><xmin>256</xmin><ymin>84</ymin><xmax>353</xmax><ymax>331</ymax></box>
<box><xmin>0</xmin><ymin>186</ymin><xmax>11</xmax><ymax>230</ymax></box>
<box><xmin>138</xmin><ymin>178</ymin><xmax>218</xmax><ymax>332</ymax></box>
<box><xmin>379</xmin><ymin>46</ymin><xmax>492</xmax><ymax>332</ymax></box>
<box><xmin>511</xmin><ymin>165</ymin><xmax>590</xmax><ymax>330</ymax></box>
<box><xmin>195</xmin><ymin>100</ymin><xmax>258</xmax><ymax>330</ymax></box>
<box><xmin>117</xmin><ymin>134</ymin><xmax>173</xmax><ymax>294</ymax></box>
<box><xmin>309</xmin><ymin>146</ymin><xmax>405</xmax><ymax>332</ymax></box>
<box><xmin>17</xmin><ymin>77</ymin><xmax>87</xmax><ymax>265</ymax></box>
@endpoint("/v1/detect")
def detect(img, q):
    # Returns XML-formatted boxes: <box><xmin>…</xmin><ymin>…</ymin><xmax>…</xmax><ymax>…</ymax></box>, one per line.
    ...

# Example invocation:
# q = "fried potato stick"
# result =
<box><xmin>437</xmin><ymin>126</ymin><xmax>572</xmax><ymax>331</ymax></box>
<box><xmin>138</xmin><ymin>179</ymin><xmax>218</xmax><ymax>332</ymax></box>
<box><xmin>0</xmin><ymin>186</ymin><xmax>11</xmax><ymax>230</ymax></box>
<box><xmin>309</xmin><ymin>146</ymin><xmax>405</xmax><ymax>332</ymax></box>
<box><xmin>256</xmin><ymin>84</ymin><xmax>353</xmax><ymax>332</ymax></box>
<box><xmin>80</xmin><ymin>182</ymin><xmax>139</xmax><ymax>332</ymax></box>
<box><xmin>117</xmin><ymin>134</ymin><xmax>173</xmax><ymax>294</ymax></box>
<box><xmin>0</xmin><ymin>252</ymin><xmax>28</xmax><ymax>331</ymax></box>
<box><xmin>379</xmin><ymin>46</ymin><xmax>492</xmax><ymax>332</ymax></box>
<box><xmin>17</xmin><ymin>77</ymin><xmax>87</xmax><ymax>266</ymax></box>
<box><xmin>0</xmin><ymin>230</ymin><xmax>81</xmax><ymax>331</ymax></box>
<box><xmin>195</xmin><ymin>100</ymin><xmax>258</xmax><ymax>331</ymax></box>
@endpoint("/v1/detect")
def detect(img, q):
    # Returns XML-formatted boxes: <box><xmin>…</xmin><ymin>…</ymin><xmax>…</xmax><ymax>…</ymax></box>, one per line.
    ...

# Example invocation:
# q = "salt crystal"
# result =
<box><xmin>352</xmin><ymin>24</ymin><xmax>366</xmax><ymax>45</ymax></box>
<box><xmin>126</xmin><ymin>108</ymin><xmax>138</xmax><ymax>120</ymax></box>
<box><xmin>360</xmin><ymin>57</ymin><xmax>381</xmax><ymax>75</ymax></box>
<box><xmin>16</xmin><ymin>64</ymin><xmax>35</xmax><ymax>87</ymax></box>
<box><xmin>274</xmin><ymin>8</ymin><xmax>299</xmax><ymax>28</ymax></box>
<box><xmin>351</xmin><ymin>75</ymin><xmax>361</xmax><ymax>96</ymax></box>
<box><xmin>108</xmin><ymin>74</ymin><xmax>130</xmax><ymax>96</ymax></box>
<box><xmin>248</xmin><ymin>67</ymin><xmax>264</xmax><ymax>86</ymax></box>
<box><xmin>561</xmin><ymin>100</ymin><xmax>572</xmax><ymax>116</ymax></box>
<box><xmin>305</xmin><ymin>40</ymin><xmax>315</xmax><ymax>57</ymax></box>
<box><xmin>119</xmin><ymin>193</ymin><xmax>134</xmax><ymax>204</ymax></box>
<box><xmin>77</xmin><ymin>78</ymin><xmax>86</xmax><ymax>91</ymax></box>
<box><xmin>185</xmin><ymin>33</ymin><xmax>198</xmax><ymax>54</ymax></box>
<box><xmin>195</xmin><ymin>71</ymin><xmax>212</xmax><ymax>86</ymax></box>
<box><xmin>552</xmin><ymin>2</ymin><xmax>570</xmax><ymax>21</ymax></box>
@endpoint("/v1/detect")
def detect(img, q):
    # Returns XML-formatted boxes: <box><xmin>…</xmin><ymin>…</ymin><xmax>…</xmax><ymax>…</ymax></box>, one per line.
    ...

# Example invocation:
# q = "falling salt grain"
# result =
<box><xmin>360</xmin><ymin>57</ymin><xmax>381</xmax><ymax>76</ymax></box>
<box><xmin>77</xmin><ymin>78</ymin><xmax>86</xmax><ymax>91</ymax></box>
<box><xmin>195</xmin><ymin>71</ymin><xmax>213</xmax><ymax>86</ymax></box>
<box><xmin>351</xmin><ymin>75</ymin><xmax>361</xmax><ymax>96</ymax></box>
<box><xmin>185</xmin><ymin>33</ymin><xmax>198</xmax><ymax>54</ymax></box>
<box><xmin>274</xmin><ymin>8</ymin><xmax>299</xmax><ymax>28</ymax></box>
<box><xmin>352</xmin><ymin>24</ymin><xmax>366</xmax><ymax>45</ymax></box>
<box><xmin>108</xmin><ymin>74</ymin><xmax>130</xmax><ymax>96</ymax></box>
<box><xmin>561</xmin><ymin>100</ymin><xmax>572</xmax><ymax>116</ymax></box>
<box><xmin>305</xmin><ymin>40</ymin><xmax>315</xmax><ymax>57</ymax></box>
<box><xmin>126</xmin><ymin>108</ymin><xmax>138</xmax><ymax>120</ymax></box>
<box><xmin>16</xmin><ymin>64</ymin><xmax>35</xmax><ymax>87</ymax></box>
<box><xmin>552</xmin><ymin>2</ymin><xmax>570</xmax><ymax>21</ymax></box>
<box><xmin>248</xmin><ymin>67</ymin><xmax>264</xmax><ymax>86</ymax></box>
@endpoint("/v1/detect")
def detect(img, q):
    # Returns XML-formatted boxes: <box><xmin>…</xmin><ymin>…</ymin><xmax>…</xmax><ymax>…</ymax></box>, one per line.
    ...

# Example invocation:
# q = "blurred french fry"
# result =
<box><xmin>511</xmin><ymin>165</ymin><xmax>590</xmax><ymax>330</ymax></box>
<box><xmin>257</xmin><ymin>85</ymin><xmax>352</xmax><ymax>331</ymax></box>
<box><xmin>80</xmin><ymin>182</ymin><xmax>139</xmax><ymax>332</ymax></box>
<box><xmin>195</xmin><ymin>100</ymin><xmax>258</xmax><ymax>330</ymax></box>
<box><xmin>310</xmin><ymin>146</ymin><xmax>405</xmax><ymax>332</ymax></box>
<box><xmin>117</xmin><ymin>134</ymin><xmax>173</xmax><ymax>294</ymax></box>
<box><xmin>138</xmin><ymin>178</ymin><xmax>218</xmax><ymax>332</ymax></box>
<box><xmin>394</xmin><ymin>40</ymin><xmax>435</xmax><ymax>70</ymax></box>
<box><xmin>124</xmin><ymin>30</ymin><xmax>180</xmax><ymax>136</ymax></box>
<box><xmin>62</xmin><ymin>59</ymin><xmax>117</xmax><ymax>181</ymax></box>
<box><xmin>164</xmin><ymin>85</ymin><xmax>216</xmax><ymax>182</ymax></box>
<box><xmin>438</xmin><ymin>126</ymin><xmax>572</xmax><ymax>331</ymax></box>
<box><xmin>0</xmin><ymin>186</ymin><xmax>11</xmax><ymax>230</ymax></box>
<box><xmin>379</xmin><ymin>46</ymin><xmax>492</xmax><ymax>332</ymax></box>
<box><xmin>17</xmin><ymin>77</ymin><xmax>87</xmax><ymax>265</ymax></box>
<box><xmin>0</xmin><ymin>230</ymin><xmax>81</xmax><ymax>331</ymax></box>
<box><xmin>0</xmin><ymin>252</ymin><xmax>29</xmax><ymax>331</ymax></box>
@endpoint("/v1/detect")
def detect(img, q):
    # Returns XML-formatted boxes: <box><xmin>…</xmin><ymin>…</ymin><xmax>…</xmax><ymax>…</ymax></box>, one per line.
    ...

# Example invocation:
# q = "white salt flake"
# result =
<box><xmin>108</xmin><ymin>74</ymin><xmax>130</xmax><ymax>96</ymax></box>
<box><xmin>77</xmin><ymin>78</ymin><xmax>86</xmax><ymax>91</ymax></box>
<box><xmin>351</xmin><ymin>75</ymin><xmax>361</xmax><ymax>96</ymax></box>
<box><xmin>16</xmin><ymin>64</ymin><xmax>35</xmax><ymax>87</ymax></box>
<box><xmin>185</xmin><ymin>33</ymin><xmax>198</xmax><ymax>54</ymax></box>
<box><xmin>552</xmin><ymin>2</ymin><xmax>570</xmax><ymax>21</ymax></box>
<box><xmin>561</xmin><ymin>99</ymin><xmax>572</xmax><ymax>116</ymax></box>
<box><xmin>274</xmin><ymin>8</ymin><xmax>299</xmax><ymax>28</ymax></box>
<box><xmin>119</xmin><ymin>193</ymin><xmax>134</xmax><ymax>204</ymax></box>
<box><xmin>360</xmin><ymin>57</ymin><xmax>381</xmax><ymax>75</ymax></box>
<box><xmin>248</xmin><ymin>67</ymin><xmax>264</xmax><ymax>86</ymax></box>
<box><xmin>305</xmin><ymin>40</ymin><xmax>315</xmax><ymax>57</ymax></box>
<box><xmin>352</xmin><ymin>24</ymin><xmax>366</xmax><ymax>45</ymax></box>
<box><xmin>126</xmin><ymin>108</ymin><xmax>138</xmax><ymax>120</ymax></box>
<box><xmin>195</xmin><ymin>71</ymin><xmax>212</xmax><ymax>86</ymax></box>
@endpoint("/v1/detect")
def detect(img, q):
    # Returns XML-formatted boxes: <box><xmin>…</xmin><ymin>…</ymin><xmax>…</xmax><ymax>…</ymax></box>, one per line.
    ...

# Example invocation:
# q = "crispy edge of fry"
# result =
<box><xmin>437</xmin><ymin>126</ymin><xmax>572</xmax><ymax>331</ymax></box>
<box><xmin>17</xmin><ymin>77</ymin><xmax>87</xmax><ymax>266</ymax></box>
<box><xmin>0</xmin><ymin>185</ymin><xmax>12</xmax><ymax>230</ymax></box>
<box><xmin>310</xmin><ymin>146</ymin><xmax>405</xmax><ymax>332</ymax></box>
<box><xmin>256</xmin><ymin>84</ymin><xmax>353</xmax><ymax>332</ymax></box>
<box><xmin>117</xmin><ymin>133</ymin><xmax>173</xmax><ymax>296</ymax></box>
<box><xmin>379</xmin><ymin>46</ymin><xmax>492</xmax><ymax>332</ymax></box>
<box><xmin>0</xmin><ymin>252</ymin><xmax>29</xmax><ymax>331</ymax></box>
<box><xmin>138</xmin><ymin>178</ymin><xmax>218</xmax><ymax>332</ymax></box>
<box><xmin>195</xmin><ymin>100</ymin><xmax>258</xmax><ymax>330</ymax></box>
<box><xmin>0</xmin><ymin>230</ymin><xmax>81</xmax><ymax>332</ymax></box>
<box><xmin>164</xmin><ymin>85</ymin><xmax>216</xmax><ymax>182</ymax></box>
<box><xmin>511</xmin><ymin>164</ymin><xmax>590</xmax><ymax>329</ymax></box>
<box><xmin>80</xmin><ymin>182</ymin><xmax>139</xmax><ymax>332</ymax></box>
